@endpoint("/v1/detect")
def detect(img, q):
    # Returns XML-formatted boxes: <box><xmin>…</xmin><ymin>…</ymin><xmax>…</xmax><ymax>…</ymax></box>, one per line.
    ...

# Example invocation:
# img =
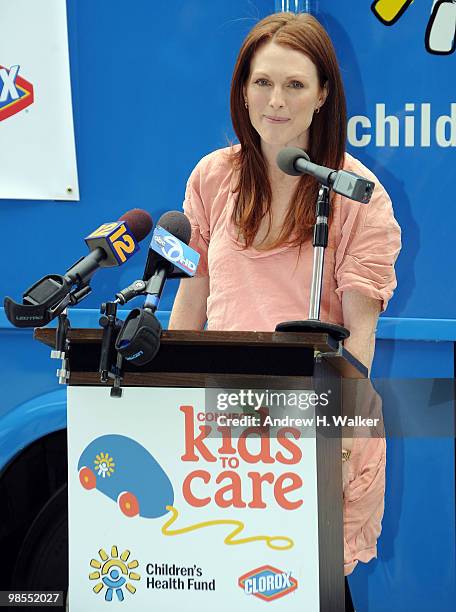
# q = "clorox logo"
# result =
<box><xmin>0</xmin><ymin>64</ymin><xmax>34</xmax><ymax>122</ymax></box>
<box><xmin>238</xmin><ymin>565</ymin><xmax>298</xmax><ymax>601</ymax></box>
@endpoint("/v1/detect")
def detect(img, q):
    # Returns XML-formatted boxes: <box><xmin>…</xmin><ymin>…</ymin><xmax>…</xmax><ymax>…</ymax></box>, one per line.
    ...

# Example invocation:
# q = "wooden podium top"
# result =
<box><xmin>35</xmin><ymin>328</ymin><xmax>367</xmax><ymax>386</ymax></box>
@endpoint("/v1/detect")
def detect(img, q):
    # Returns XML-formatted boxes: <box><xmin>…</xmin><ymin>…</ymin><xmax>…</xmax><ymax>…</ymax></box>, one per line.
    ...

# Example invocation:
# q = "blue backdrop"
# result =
<box><xmin>0</xmin><ymin>1</ymin><xmax>454</xmax><ymax>610</ymax></box>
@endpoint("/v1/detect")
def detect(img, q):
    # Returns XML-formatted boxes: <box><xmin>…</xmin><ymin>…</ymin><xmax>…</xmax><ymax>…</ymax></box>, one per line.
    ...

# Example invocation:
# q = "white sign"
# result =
<box><xmin>67</xmin><ymin>386</ymin><xmax>320</xmax><ymax>611</ymax></box>
<box><xmin>0</xmin><ymin>0</ymin><xmax>79</xmax><ymax>200</ymax></box>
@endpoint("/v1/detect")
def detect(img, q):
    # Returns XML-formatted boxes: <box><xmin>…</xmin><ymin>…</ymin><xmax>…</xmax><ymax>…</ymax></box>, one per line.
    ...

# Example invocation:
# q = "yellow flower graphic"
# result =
<box><xmin>94</xmin><ymin>452</ymin><xmax>115</xmax><ymax>478</ymax></box>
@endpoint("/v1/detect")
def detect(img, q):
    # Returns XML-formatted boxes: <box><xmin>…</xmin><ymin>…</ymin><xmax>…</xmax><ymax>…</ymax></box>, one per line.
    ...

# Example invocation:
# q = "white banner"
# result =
<box><xmin>67</xmin><ymin>386</ymin><xmax>321</xmax><ymax>611</ymax></box>
<box><xmin>0</xmin><ymin>0</ymin><xmax>79</xmax><ymax>200</ymax></box>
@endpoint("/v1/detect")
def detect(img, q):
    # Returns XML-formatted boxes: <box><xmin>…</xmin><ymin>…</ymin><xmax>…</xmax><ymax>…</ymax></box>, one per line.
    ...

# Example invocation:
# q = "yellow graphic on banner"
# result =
<box><xmin>161</xmin><ymin>505</ymin><xmax>294</xmax><ymax>551</ymax></box>
<box><xmin>372</xmin><ymin>0</ymin><xmax>414</xmax><ymax>25</ymax></box>
<box><xmin>372</xmin><ymin>0</ymin><xmax>456</xmax><ymax>55</ymax></box>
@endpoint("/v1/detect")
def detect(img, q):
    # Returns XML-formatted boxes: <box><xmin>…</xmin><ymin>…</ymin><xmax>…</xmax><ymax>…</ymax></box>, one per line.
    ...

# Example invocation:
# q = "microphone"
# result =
<box><xmin>4</xmin><ymin>208</ymin><xmax>153</xmax><ymax>328</ymax></box>
<box><xmin>143</xmin><ymin>210</ymin><xmax>193</xmax><ymax>311</ymax></box>
<box><xmin>114</xmin><ymin>211</ymin><xmax>197</xmax><ymax>366</ymax></box>
<box><xmin>115</xmin><ymin>210</ymin><xmax>198</xmax><ymax>308</ymax></box>
<box><xmin>277</xmin><ymin>147</ymin><xmax>375</xmax><ymax>204</ymax></box>
<box><xmin>66</xmin><ymin>208</ymin><xmax>152</xmax><ymax>282</ymax></box>
<box><xmin>142</xmin><ymin>211</ymin><xmax>192</xmax><ymax>282</ymax></box>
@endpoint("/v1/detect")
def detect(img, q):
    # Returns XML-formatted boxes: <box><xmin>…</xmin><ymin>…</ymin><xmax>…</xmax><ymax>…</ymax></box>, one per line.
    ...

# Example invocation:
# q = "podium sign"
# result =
<box><xmin>67</xmin><ymin>386</ymin><xmax>321</xmax><ymax>611</ymax></box>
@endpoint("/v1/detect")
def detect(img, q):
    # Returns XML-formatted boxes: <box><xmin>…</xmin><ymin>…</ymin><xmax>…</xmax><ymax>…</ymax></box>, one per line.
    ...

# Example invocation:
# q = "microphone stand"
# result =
<box><xmin>275</xmin><ymin>185</ymin><xmax>349</xmax><ymax>344</ymax></box>
<box><xmin>50</xmin><ymin>308</ymin><xmax>71</xmax><ymax>384</ymax></box>
<box><xmin>99</xmin><ymin>300</ymin><xmax>125</xmax><ymax>397</ymax></box>
<box><xmin>97</xmin><ymin>277</ymin><xmax>159</xmax><ymax>398</ymax></box>
<box><xmin>98</xmin><ymin>250</ymin><xmax>187</xmax><ymax>396</ymax></box>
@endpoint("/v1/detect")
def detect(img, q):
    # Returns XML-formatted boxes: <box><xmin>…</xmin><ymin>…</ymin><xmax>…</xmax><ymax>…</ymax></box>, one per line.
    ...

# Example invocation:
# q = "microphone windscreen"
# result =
<box><xmin>157</xmin><ymin>211</ymin><xmax>191</xmax><ymax>245</ymax></box>
<box><xmin>118</xmin><ymin>209</ymin><xmax>153</xmax><ymax>242</ymax></box>
<box><xmin>276</xmin><ymin>147</ymin><xmax>310</xmax><ymax>176</ymax></box>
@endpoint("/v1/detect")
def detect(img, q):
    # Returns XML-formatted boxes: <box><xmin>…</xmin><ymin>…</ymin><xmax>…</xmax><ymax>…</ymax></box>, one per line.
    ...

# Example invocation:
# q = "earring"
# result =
<box><xmin>315</xmin><ymin>107</ymin><xmax>320</xmax><ymax>114</ymax></box>
<box><xmin>244</xmin><ymin>100</ymin><xmax>248</xmax><ymax>109</ymax></box>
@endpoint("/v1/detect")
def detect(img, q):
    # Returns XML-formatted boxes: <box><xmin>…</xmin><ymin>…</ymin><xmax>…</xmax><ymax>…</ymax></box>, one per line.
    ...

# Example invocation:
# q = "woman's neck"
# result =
<box><xmin>261</xmin><ymin>139</ymin><xmax>306</xmax><ymax>193</ymax></box>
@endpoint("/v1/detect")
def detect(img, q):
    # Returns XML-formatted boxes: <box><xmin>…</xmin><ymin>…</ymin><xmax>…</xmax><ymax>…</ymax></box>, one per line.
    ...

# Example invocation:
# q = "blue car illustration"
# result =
<box><xmin>78</xmin><ymin>434</ymin><xmax>174</xmax><ymax>518</ymax></box>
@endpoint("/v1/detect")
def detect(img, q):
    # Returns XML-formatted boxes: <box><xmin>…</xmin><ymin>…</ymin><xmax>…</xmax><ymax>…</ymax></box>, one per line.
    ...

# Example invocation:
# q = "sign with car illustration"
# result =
<box><xmin>67</xmin><ymin>386</ymin><xmax>320</xmax><ymax>610</ymax></box>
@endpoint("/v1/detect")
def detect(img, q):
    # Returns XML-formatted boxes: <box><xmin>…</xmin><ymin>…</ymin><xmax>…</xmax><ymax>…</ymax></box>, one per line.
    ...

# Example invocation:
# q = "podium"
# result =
<box><xmin>35</xmin><ymin>327</ymin><xmax>366</xmax><ymax>612</ymax></box>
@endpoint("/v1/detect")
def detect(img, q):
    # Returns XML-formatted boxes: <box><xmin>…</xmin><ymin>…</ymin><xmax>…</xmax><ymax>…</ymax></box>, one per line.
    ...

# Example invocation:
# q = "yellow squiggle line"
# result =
<box><xmin>161</xmin><ymin>505</ymin><xmax>294</xmax><ymax>551</ymax></box>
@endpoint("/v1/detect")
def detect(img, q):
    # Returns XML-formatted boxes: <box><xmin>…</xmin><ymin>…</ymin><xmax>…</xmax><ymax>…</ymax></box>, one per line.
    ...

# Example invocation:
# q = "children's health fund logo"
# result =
<box><xmin>89</xmin><ymin>545</ymin><xmax>141</xmax><ymax>602</ymax></box>
<box><xmin>239</xmin><ymin>565</ymin><xmax>298</xmax><ymax>602</ymax></box>
<box><xmin>0</xmin><ymin>65</ymin><xmax>34</xmax><ymax>121</ymax></box>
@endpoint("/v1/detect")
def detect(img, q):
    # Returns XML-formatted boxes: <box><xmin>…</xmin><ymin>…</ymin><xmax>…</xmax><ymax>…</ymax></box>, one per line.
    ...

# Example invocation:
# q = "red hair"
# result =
<box><xmin>229</xmin><ymin>12</ymin><xmax>347</xmax><ymax>248</ymax></box>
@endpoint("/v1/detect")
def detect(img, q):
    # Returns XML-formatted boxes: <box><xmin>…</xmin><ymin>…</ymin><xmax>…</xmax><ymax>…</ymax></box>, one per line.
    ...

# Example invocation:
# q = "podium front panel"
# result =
<box><xmin>67</xmin><ymin>386</ymin><xmax>321</xmax><ymax>611</ymax></box>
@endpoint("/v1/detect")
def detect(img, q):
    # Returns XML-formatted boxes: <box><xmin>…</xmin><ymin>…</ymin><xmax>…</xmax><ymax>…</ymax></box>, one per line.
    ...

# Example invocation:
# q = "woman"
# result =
<box><xmin>169</xmin><ymin>11</ymin><xmax>401</xmax><ymax>606</ymax></box>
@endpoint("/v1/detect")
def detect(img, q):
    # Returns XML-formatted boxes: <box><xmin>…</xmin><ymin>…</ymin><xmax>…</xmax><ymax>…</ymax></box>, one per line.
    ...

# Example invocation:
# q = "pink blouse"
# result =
<box><xmin>183</xmin><ymin>145</ymin><xmax>401</xmax><ymax>331</ymax></box>
<box><xmin>183</xmin><ymin>145</ymin><xmax>401</xmax><ymax>574</ymax></box>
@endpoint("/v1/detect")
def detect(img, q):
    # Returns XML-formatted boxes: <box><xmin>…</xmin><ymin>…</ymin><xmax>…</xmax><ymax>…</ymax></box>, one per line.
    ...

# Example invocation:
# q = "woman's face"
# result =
<box><xmin>244</xmin><ymin>41</ymin><xmax>327</xmax><ymax>152</ymax></box>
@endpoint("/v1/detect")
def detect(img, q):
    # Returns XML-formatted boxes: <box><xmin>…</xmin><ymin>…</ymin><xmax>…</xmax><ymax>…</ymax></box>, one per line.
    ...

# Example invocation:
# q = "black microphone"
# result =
<box><xmin>4</xmin><ymin>209</ymin><xmax>153</xmax><ymax>328</ymax></box>
<box><xmin>277</xmin><ymin>147</ymin><xmax>375</xmax><ymax>204</ymax></box>
<box><xmin>114</xmin><ymin>211</ymin><xmax>192</xmax><ymax>366</ymax></box>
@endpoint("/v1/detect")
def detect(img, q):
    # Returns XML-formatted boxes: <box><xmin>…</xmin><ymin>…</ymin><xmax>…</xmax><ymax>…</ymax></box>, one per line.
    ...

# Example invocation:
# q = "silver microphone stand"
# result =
<box><xmin>275</xmin><ymin>185</ymin><xmax>350</xmax><ymax>343</ymax></box>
